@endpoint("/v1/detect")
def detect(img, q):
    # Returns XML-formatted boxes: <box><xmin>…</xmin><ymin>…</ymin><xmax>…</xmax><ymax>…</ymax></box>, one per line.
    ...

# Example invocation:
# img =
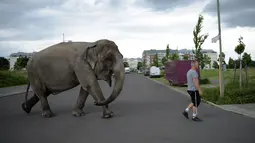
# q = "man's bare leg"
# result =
<box><xmin>186</xmin><ymin>103</ymin><xmax>193</xmax><ymax>111</ymax></box>
<box><xmin>192</xmin><ymin>106</ymin><xmax>197</xmax><ymax>117</ymax></box>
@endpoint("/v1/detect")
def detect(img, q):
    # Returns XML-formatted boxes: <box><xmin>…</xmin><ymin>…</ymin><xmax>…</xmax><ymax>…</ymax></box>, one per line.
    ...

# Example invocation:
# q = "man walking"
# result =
<box><xmin>182</xmin><ymin>60</ymin><xmax>202</xmax><ymax>121</ymax></box>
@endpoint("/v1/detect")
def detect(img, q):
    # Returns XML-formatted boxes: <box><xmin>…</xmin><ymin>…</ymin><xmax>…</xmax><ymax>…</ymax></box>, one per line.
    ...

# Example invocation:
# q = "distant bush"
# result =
<box><xmin>0</xmin><ymin>70</ymin><xmax>28</xmax><ymax>88</ymax></box>
<box><xmin>200</xmin><ymin>77</ymin><xmax>211</xmax><ymax>84</ymax></box>
<box><xmin>160</xmin><ymin>70</ymin><xmax>165</xmax><ymax>77</ymax></box>
<box><xmin>202</xmin><ymin>80</ymin><xmax>255</xmax><ymax>104</ymax></box>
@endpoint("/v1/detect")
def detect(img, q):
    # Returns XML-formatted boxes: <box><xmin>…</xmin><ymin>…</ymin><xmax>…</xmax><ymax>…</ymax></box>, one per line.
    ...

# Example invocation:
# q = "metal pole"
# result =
<box><xmin>63</xmin><ymin>33</ymin><xmax>65</xmax><ymax>42</ymax></box>
<box><xmin>217</xmin><ymin>0</ymin><xmax>224</xmax><ymax>97</ymax></box>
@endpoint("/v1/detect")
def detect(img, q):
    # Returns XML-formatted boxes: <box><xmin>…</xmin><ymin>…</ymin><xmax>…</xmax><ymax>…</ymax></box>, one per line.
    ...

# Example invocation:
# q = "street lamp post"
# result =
<box><xmin>217</xmin><ymin>0</ymin><xmax>224</xmax><ymax>97</ymax></box>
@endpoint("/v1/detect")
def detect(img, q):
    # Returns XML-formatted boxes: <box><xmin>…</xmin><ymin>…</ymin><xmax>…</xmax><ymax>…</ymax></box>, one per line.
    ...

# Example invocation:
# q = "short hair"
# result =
<box><xmin>191</xmin><ymin>60</ymin><xmax>197</xmax><ymax>67</ymax></box>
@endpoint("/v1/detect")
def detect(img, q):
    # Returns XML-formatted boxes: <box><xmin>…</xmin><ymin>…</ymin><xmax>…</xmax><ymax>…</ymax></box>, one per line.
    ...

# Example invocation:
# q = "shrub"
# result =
<box><xmin>0</xmin><ymin>70</ymin><xmax>28</xmax><ymax>88</ymax></box>
<box><xmin>202</xmin><ymin>80</ymin><xmax>255</xmax><ymax>104</ymax></box>
<box><xmin>160</xmin><ymin>70</ymin><xmax>165</xmax><ymax>77</ymax></box>
<box><xmin>200</xmin><ymin>77</ymin><xmax>211</xmax><ymax>84</ymax></box>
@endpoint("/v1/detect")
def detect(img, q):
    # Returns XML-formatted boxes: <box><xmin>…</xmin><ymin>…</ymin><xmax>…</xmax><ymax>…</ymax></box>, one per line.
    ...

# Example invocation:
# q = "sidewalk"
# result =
<box><xmin>220</xmin><ymin>104</ymin><xmax>255</xmax><ymax>119</ymax></box>
<box><xmin>148</xmin><ymin>77</ymin><xmax>255</xmax><ymax>119</ymax></box>
<box><xmin>0</xmin><ymin>85</ymin><xmax>33</xmax><ymax>98</ymax></box>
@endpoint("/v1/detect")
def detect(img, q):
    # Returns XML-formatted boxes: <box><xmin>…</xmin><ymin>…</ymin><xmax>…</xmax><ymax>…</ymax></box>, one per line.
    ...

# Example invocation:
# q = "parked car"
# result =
<box><xmin>164</xmin><ymin>60</ymin><xmax>200</xmax><ymax>86</ymax></box>
<box><xmin>144</xmin><ymin>68</ymin><xmax>150</xmax><ymax>76</ymax></box>
<box><xmin>125</xmin><ymin>67</ymin><xmax>130</xmax><ymax>74</ymax></box>
<box><xmin>149</xmin><ymin>66</ymin><xmax>161</xmax><ymax>78</ymax></box>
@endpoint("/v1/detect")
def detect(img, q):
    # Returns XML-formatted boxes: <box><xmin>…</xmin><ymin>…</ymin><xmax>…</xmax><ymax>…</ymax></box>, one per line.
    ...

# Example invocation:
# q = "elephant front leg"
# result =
<box><xmin>102</xmin><ymin>106</ymin><xmax>114</xmax><ymax>119</ymax></box>
<box><xmin>72</xmin><ymin>87</ymin><xmax>88</xmax><ymax>117</ymax></box>
<box><xmin>96</xmin><ymin>91</ymin><xmax>114</xmax><ymax>119</ymax></box>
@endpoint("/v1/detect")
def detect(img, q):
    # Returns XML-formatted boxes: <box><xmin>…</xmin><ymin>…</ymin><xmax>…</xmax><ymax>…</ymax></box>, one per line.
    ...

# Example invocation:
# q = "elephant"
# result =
<box><xmin>21</xmin><ymin>39</ymin><xmax>125</xmax><ymax>118</ymax></box>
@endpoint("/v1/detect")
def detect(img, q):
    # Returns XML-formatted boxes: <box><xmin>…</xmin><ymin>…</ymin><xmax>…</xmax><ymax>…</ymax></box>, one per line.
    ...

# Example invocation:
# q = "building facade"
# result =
<box><xmin>201</xmin><ymin>49</ymin><xmax>218</xmax><ymax>69</ymax></box>
<box><xmin>142</xmin><ymin>48</ymin><xmax>217</xmax><ymax>69</ymax></box>
<box><xmin>142</xmin><ymin>49</ymin><xmax>178</xmax><ymax>67</ymax></box>
<box><xmin>8</xmin><ymin>52</ymin><xmax>36</xmax><ymax>70</ymax></box>
<box><xmin>123</xmin><ymin>58</ymin><xmax>142</xmax><ymax>70</ymax></box>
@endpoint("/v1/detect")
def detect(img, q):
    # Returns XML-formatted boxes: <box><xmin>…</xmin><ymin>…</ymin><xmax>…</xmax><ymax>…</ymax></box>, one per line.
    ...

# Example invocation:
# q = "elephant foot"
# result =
<box><xmin>102</xmin><ymin>109</ymin><xmax>114</xmax><ymax>119</ymax></box>
<box><xmin>72</xmin><ymin>109</ymin><xmax>86</xmax><ymax>117</ymax></box>
<box><xmin>42</xmin><ymin>110</ymin><xmax>55</xmax><ymax>118</ymax></box>
<box><xmin>22</xmin><ymin>103</ymin><xmax>31</xmax><ymax>114</ymax></box>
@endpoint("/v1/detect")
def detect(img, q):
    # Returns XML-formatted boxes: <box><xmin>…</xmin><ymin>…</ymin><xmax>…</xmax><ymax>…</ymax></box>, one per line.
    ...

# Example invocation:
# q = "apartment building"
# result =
<box><xmin>8</xmin><ymin>52</ymin><xmax>36</xmax><ymax>70</ymax></box>
<box><xmin>123</xmin><ymin>58</ymin><xmax>142</xmax><ymax>70</ymax></box>
<box><xmin>201</xmin><ymin>49</ymin><xmax>218</xmax><ymax>69</ymax></box>
<box><xmin>142</xmin><ymin>48</ymin><xmax>217</xmax><ymax>69</ymax></box>
<box><xmin>142</xmin><ymin>49</ymin><xmax>178</xmax><ymax>67</ymax></box>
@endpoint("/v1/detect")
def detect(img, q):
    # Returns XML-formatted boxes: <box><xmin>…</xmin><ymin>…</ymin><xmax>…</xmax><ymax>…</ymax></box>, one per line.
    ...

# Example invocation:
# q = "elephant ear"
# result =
<box><xmin>84</xmin><ymin>43</ymin><xmax>98</xmax><ymax>69</ymax></box>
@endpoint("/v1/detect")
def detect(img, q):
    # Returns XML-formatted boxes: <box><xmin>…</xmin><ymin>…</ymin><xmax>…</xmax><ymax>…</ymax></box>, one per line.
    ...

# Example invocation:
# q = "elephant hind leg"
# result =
<box><xmin>33</xmin><ymin>88</ymin><xmax>54</xmax><ymax>118</ymax></box>
<box><xmin>22</xmin><ymin>93</ymin><xmax>39</xmax><ymax>114</ymax></box>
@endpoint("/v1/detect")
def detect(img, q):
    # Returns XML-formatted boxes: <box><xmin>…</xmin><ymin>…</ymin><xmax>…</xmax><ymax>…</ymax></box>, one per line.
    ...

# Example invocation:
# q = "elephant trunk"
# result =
<box><xmin>95</xmin><ymin>55</ymin><xmax>125</xmax><ymax>106</ymax></box>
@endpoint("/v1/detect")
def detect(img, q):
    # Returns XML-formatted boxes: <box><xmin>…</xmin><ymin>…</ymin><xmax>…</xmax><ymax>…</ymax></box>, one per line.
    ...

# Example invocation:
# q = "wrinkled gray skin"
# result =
<box><xmin>21</xmin><ymin>39</ymin><xmax>125</xmax><ymax>118</ymax></box>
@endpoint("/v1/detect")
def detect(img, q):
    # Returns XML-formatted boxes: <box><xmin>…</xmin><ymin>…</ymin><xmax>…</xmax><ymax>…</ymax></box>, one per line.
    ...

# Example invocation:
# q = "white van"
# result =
<box><xmin>149</xmin><ymin>66</ymin><xmax>161</xmax><ymax>77</ymax></box>
<box><xmin>125</xmin><ymin>67</ymin><xmax>130</xmax><ymax>74</ymax></box>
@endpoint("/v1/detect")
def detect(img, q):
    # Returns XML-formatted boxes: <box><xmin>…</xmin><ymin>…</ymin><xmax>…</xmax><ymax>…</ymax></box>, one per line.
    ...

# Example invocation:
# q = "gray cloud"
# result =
<box><xmin>203</xmin><ymin>0</ymin><xmax>255</xmax><ymax>28</ymax></box>
<box><xmin>135</xmin><ymin>0</ymin><xmax>202</xmax><ymax>11</ymax></box>
<box><xmin>0</xmin><ymin>0</ymin><xmax>205</xmax><ymax>42</ymax></box>
<box><xmin>0</xmin><ymin>0</ymin><xmax>63</xmax><ymax>41</ymax></box>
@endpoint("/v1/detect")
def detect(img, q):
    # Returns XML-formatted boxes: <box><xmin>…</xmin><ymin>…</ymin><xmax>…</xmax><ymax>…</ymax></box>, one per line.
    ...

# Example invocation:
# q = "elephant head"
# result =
<box><xmin>84</xmin><ymin>39</ymin><xmax>125</xmax><ymax>106</ymax></box>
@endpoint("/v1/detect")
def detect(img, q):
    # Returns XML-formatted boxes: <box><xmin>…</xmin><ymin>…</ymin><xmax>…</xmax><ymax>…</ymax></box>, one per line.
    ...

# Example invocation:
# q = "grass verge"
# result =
<box><xmin>200</xmin><ymin>68</ymin><xmax>255</xmax><ymax>81</ymax></box>
<box><xmin>0</xmin><ymin>70</ymin><xmax>28</xmax><ymax>88</ymax></box>
<box><xmin>151</xmin><ymin>76</ymin><xmax>255</xmax><ymax>105</ymax></box>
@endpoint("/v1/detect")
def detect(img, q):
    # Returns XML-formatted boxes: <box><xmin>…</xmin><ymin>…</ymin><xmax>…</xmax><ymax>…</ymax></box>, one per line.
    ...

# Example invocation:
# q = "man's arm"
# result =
<box><xmin>192</xmin><ymin>72</ymin><xmax>202</xmax><ymax>94</ymax></box>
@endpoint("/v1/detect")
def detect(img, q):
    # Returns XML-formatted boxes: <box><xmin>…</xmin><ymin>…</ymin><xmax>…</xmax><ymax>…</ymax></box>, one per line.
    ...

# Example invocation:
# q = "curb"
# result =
<box><xmin>145</xmin><ymin>76</ymin><xmax>255</xmax><ymax>119</ymax></box>
<box><xmin>0</xmin><ymin>90</ymin><xmax>33</xmax><ymax>98</ymax></box>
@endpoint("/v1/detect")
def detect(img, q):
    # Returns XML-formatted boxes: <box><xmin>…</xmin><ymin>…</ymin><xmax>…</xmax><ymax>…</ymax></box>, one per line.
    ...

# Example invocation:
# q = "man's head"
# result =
<box><xmin>191</xmin><ymin>60</ymin><xmax>199</xmax><ymax>69</ymax></box>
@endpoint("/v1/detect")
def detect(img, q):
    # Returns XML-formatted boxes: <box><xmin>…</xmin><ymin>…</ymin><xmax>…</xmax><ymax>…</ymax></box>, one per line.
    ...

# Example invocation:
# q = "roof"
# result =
<box><xmin>142</xmin><ymin>49</ymin><xmax>178</xmax><ymax>55</ymax></box>
<box><xmin>10</xmin><ymin>52</ymin><xmax>37</xmax><ymax>57</ymax></box>
<box><xmin>201</xmin><ymin>49</ymin><xmax>217</xmax><ymax>53</ymax></box>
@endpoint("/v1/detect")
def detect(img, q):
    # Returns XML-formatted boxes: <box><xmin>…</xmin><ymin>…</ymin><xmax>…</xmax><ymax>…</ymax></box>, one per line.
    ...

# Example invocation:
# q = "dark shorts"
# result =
<box><xmin>187</xmin><ymin>90</ymin><xmax>201</xmax><ymax>107</ymax></box>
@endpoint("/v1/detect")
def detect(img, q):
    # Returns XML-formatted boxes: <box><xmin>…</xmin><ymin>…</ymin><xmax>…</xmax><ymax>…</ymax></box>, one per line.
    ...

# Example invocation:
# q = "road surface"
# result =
<box><xmin>1</xmin><ymin>73</ymin><xmax>255</xmax><ymax>143</ymax></box>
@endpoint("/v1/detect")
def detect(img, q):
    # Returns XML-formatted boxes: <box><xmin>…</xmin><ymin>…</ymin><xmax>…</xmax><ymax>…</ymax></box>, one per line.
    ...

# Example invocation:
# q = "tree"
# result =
<box><xmin>201</xmin><ymin>54</ymin><xmax>211</xmax><ymax>69</ymax></box>
<box><xmin>250</xmin><ymin>60</ymin><xmax>255</xmax><ymax>67</ymax></box>
<box><xmin>183</xmin><ymin>55</ymin><xmax>189</xmax><ymax>60</ymax></box>
<box><xmin>0</xmin><ymin>57</ymin><xmax>10</xmax><ymax>70</ymax></box>
<box><xmin>242</xmin><ymin>52</ymin><xmax>252</xmax><ymax>66</ymax></box>
<box><xmin>242</xmin><ymin>52</ymin><xmax>252</xmax><ymax>87</ymax></box>
<box><xmin>235</xmin><ymin>36</ymin><xmax>245</xmax><ymax>89</ymax></box>
<box><xmin>161</xmin><ymin>57</ymin><xmax>167</xmax><ymax>65</ymax></box>
<box><xmin>192</xmin><ymin>14</ymin><xmax>209</xmax><ymax>65</ymax></box>
<box><xmin>143</xmin><ymin>59</ymin><xmax>146</xmax><ymax>68</ymax></box>
<box><xmin>137</xmin><ymin>62</ymin><xmax>143</xmax><ymax>70</ymax></box>
<box><xmin>170</xmin><ymin>50</ymin><xmax>180</xmax><ymax>60</ymax></box>
<box><xmin>14</xmin><ymin>56</ymin><xmax>29</xmax><ymax>70</ymax></box>
<box><xmin>152</xmin><ymin>53</ymin><xmax>159</xmax><ymax>67</ymax></box>
<box><xmin>166</xmin><ymin>44</ymin><xmax>170</xmax><ymax>60</ymax></box>
<box><xmin>212</xmin><ymin>61</ymin><xmax>219</xmax><ymax>69</ymax></box>
<box><xmin>228</xmin><ymin>57</ymin><xmax>235</xmax><ymax>69</ymax></box>
<box><xmin>123</xmin><ymin>62</ymin><xmax>129</xmax><ymax>67</ymax></box>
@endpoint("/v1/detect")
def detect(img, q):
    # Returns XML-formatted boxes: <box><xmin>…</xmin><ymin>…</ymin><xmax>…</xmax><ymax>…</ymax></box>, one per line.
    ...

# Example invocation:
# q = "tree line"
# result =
<box><xmin>0</xmin><ymin>56</ymin><xmax>29</xmax><ymax>70</ymax></box>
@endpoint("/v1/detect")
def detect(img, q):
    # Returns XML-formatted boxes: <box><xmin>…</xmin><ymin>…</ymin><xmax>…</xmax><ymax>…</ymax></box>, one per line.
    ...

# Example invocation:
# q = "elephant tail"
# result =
<box><xmin>24</xmin><ymin>81</ymin><xmax>30</xmax><ymax>108</ymax></box>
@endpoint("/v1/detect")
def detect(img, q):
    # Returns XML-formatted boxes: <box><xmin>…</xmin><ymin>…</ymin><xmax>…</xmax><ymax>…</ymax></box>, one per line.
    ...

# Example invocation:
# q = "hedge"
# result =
<box><xmin>202</xmin><ymin>80</ymin><xmax>255</xmax><ymax>104</ymax></box>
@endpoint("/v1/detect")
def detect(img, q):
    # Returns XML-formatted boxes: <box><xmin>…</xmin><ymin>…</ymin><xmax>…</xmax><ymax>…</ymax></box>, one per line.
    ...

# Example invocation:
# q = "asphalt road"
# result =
<box><xmin>1</xmin><ymin>73</ymin><xmax>255</xmax><ymax>143</ymax></box>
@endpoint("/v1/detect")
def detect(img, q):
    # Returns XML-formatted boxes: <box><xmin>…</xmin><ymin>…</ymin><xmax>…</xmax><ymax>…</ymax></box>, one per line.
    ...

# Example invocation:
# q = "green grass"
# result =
<box><xmin>152</xmin><ymin>71</ymin><xmax>255</xmax><ymax>104</ymax></box>
<box><xmin>0</xmin><ymin>70</ymin><xmax>28</xmax><ymax>88</ymax></box>
<box><xmin>200</xmin><ymin>68</ymin><xmax>255</xmax><ymax>81</ymax></box>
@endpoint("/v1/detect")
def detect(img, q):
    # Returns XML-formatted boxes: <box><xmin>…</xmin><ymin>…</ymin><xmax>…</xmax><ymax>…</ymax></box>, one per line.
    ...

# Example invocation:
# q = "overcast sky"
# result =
<box><xmin>0</xmin><ymin>0</ymin><xmax>255</xmax><ymax>61</ymax></box>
